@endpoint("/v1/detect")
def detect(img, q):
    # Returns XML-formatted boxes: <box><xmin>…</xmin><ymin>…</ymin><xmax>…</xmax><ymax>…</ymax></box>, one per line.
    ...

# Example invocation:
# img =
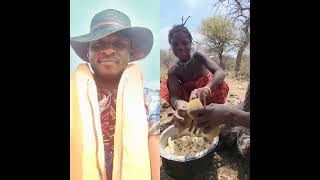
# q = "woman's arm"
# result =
<box><xmin>195</xmin><ymin>52</ymin><xmax>225</xmax><ymax>90</ymax></box>
<box><xmin>189</xmin><ymin>103</ymin><xmax>250</xmax><ymax>130</ymax></box>
<box><xmin>226</xmin><ymin>108</ymin><xmax>250</xmax><ymax>128</ymax></box>
<box><xmin>168</xmin><ymin>70</ymin><xmax>187</xmax><ymax>109</ymax></box>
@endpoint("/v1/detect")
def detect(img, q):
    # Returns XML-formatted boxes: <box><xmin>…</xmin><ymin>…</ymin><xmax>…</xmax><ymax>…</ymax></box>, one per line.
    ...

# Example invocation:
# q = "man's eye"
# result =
<box><xmin>114</xmin><ymin>41</ymin><xmax>128</xmax><ymax>49</ymax></box>
<box><xmin>92</xmin><ymin>44</ymin><xmax>101</xmax><ymax>49</ymax></box>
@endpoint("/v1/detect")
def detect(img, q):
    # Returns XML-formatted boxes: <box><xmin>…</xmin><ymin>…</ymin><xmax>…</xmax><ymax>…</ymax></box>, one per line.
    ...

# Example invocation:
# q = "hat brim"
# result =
<box><xmin>70</xmin><ymin>27</ymin><xmax>153</xmax><ymax>62</ymax></box>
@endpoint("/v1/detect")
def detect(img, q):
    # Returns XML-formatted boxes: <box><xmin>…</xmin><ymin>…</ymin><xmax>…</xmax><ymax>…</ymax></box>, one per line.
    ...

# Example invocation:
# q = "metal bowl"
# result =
<box><xmin>160</xmin><ymin>125</ymin><xmax>219</xmax><ymax>179</ymax></box>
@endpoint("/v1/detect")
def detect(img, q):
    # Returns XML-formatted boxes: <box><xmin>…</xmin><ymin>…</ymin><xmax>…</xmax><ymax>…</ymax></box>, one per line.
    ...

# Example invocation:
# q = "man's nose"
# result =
<box><xmin>102</xmin><ymin>46</ymin><xmax>116</xmax><ymax>56</ymax></box>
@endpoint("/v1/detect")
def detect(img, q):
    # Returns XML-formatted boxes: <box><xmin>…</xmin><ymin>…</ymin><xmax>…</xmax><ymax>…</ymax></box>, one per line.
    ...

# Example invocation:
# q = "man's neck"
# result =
<box><xmin>94</xmin><ymin>75</ymin><xmax>121</xmax><ymax>90</ymax></box>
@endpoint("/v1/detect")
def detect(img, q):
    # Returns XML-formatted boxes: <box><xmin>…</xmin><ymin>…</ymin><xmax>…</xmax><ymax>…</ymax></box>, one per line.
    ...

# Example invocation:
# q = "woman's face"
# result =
<box><xmin>170</xmin><ymin>31</ymin><xmax>191</xmax><ymax>61</ymax></box>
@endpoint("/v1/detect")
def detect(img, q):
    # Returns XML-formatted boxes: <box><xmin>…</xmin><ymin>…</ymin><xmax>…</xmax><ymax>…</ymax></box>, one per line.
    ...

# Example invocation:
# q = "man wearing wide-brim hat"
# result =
<box><xmin>70</xmin><ymin>9</ymin><xmax>160</xmax><ymax>180</ymax></box>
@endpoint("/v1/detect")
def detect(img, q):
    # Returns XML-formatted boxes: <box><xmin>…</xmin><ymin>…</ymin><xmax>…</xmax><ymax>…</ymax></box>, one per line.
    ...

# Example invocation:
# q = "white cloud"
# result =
<box><xmin>185</xmin><ymin>0</ymin><xmax>198</xmax><ymax>8</ymax></box>
<box><xmin>191</xmin><ymin>31</ymin><xmax>204</xmax><ymax>43</ymax></box>
<box><xmin>160</xmin><ymin>26</ymin><xmax>171</xmax><ymax>50</ymax></box>
<box><xmin>183</xmin><ymin>0</ymin><xmax>206</xmax><ymax>15</ymax></box>
<box><xmin>191</xmin><ymin>31</ymin><xmax>209</xmax><ymax>52</ymax></box>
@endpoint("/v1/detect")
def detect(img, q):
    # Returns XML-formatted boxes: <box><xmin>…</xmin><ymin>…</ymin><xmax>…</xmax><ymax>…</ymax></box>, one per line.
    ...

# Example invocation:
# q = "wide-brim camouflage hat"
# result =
<box><xmin>70</xmin><ymin>9</ymin><xmax>153</xmax><ymax>62</ymax></box>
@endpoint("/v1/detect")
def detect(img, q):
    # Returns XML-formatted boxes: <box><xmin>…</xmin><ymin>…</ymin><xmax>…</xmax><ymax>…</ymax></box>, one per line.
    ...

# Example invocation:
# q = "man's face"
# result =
<box><xmin>88</xmin><ymin>33</ymin><xmax>131</xmax><ymax>79</ymax></box>
<box><xmin>170</xmin><ymin>31</ymin><xmax>191</xmax><ymax>61</ymax></box>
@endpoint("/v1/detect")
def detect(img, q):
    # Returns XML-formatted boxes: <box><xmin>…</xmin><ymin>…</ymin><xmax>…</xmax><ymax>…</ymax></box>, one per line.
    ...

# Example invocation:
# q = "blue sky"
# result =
<box><xmin>70</xmin><ymin>0</ymin><xmax>160</xmax><ymax>89</ymax></box>
<box><xmin>160</xmin><ymin>0</ymin><xmax>226</xmax><ymax>50</ymax></box>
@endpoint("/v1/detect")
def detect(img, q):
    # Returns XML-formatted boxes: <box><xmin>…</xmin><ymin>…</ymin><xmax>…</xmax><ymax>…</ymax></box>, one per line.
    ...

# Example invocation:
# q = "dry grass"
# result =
<box><xmin>223</xmin><ymin>56</ymin><xmax>250</xmax><ymax>81</ymax></box>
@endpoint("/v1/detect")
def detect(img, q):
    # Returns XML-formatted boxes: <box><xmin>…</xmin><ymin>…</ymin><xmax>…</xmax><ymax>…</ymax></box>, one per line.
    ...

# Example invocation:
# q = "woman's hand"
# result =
<box><xmin>172</xmin><ymin>100</ymin><xmax>189</xmax><ymax>128</ymax></box>
<box><xmin>188</xmin><ymin>103</ymin><xmax>230</xmax><ymax>133</ymax></box>
<box><xmin>189</xmin><ymin>87</ymin><xmax>212</xmax><ymax>106</ymax></box>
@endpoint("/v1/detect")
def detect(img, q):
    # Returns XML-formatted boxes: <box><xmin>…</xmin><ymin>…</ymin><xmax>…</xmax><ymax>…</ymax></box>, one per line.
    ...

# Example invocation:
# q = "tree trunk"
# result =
<box><xmin>235</xmin><ymin>42</ymin><xmax>247</xmax><ymax>73</ymax></box>
<box><xmin>235</xmin><ymin>18</ymin><xmax>250</xmax><ymax>76</ymax></box>
<box><xmin>218</xmin><ymin>53</ymin><xmax>225</xmax><ymax>70</ymax></box>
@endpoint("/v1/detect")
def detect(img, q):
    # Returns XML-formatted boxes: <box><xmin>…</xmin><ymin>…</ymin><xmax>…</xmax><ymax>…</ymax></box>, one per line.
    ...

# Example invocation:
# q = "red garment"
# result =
<box><xmin>160</xmin><ymin>73</ymin><xmax>229</xmax><ymax>106</ymax></box>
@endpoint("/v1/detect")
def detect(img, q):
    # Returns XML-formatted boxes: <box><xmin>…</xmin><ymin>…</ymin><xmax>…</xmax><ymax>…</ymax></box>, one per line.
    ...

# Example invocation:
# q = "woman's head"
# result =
<box><xmin>168</xmin><ymin>25</ymin><xmax>193</xmax><ymax>61</ymax></box>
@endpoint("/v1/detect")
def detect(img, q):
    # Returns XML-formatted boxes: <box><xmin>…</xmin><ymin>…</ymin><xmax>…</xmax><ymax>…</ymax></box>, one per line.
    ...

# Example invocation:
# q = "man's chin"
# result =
<box><xmin>99</xmin><ymin>70</ymin><xmax>124</xmax><ymax>79</ymax></box>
